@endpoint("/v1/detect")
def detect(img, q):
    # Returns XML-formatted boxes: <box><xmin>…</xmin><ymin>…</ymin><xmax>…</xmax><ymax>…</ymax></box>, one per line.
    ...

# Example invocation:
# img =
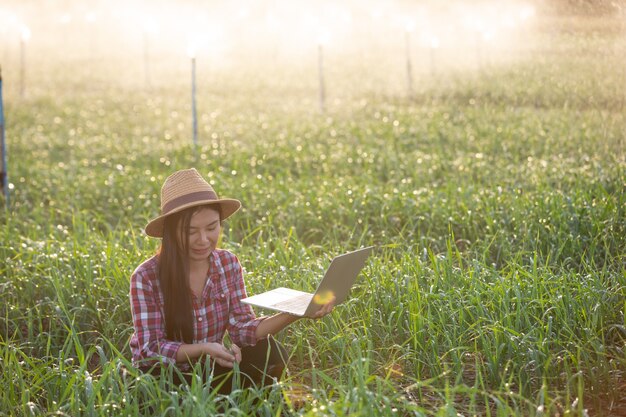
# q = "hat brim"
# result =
<box><xmin>144</xmin><ymin>198</ymin><xmax>241</xmax><ymax>238</ymax></box>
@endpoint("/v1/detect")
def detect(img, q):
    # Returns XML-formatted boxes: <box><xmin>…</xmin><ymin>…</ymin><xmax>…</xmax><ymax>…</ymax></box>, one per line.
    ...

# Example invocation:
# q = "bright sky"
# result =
<box><xmin>0</xmin><ymin>0</ymin><xmax>536</xmax><ymax>59</ymax></box>
<box><xmin>0</xmin><ymin>0</ymin><xmax>540</xmax><ymax>97</ymax></box>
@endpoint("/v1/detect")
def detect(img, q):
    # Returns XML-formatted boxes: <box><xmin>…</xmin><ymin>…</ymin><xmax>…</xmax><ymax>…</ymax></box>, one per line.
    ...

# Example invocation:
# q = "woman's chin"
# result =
<box><xmin>190</xmin><ymin>248</ymin><xmax>212</xmax><ymax>260</ymax></box>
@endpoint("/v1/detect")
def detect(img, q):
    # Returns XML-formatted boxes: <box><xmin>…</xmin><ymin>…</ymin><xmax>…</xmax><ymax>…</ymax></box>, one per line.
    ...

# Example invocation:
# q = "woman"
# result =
<box><xmin>129</xmin><ymin>168</ymin><xmax>334</xmax><ymax>392</ymax></box>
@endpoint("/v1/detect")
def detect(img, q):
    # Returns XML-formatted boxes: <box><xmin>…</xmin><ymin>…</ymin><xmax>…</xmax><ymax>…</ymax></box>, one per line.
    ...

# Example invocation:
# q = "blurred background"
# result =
<box><xmin>1</xmin><ymin>0</ymin><xmax>623</xmax><ymax>105</ymax></box>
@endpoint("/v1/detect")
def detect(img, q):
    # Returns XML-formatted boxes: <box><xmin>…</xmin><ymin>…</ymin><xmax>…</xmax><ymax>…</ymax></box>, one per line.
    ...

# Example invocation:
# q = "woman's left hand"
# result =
<box><xmin>311</xmin><ymin>296</ymin><xmax>336</xmax><ymax>319</ymax></box>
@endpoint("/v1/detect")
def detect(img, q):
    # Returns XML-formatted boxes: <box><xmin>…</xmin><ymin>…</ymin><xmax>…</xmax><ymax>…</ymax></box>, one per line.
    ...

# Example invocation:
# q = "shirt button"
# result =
<box><xmin>198</xmin><ymin>317</ymin><xmax>203</xmax><ymax>322</ymax></box>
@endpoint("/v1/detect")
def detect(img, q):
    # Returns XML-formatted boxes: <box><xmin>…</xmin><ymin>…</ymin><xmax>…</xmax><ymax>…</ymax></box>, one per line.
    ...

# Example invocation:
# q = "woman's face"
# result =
<box><xmin>186</xmin><ymin>207</ymin><xmax>221</xmax><ymax>262</ymax></box>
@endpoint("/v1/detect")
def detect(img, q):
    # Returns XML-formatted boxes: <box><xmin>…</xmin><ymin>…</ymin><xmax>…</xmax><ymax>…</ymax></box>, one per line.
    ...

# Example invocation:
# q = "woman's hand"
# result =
<box><xmin>204</xmin><ymin>342</ymin><xmax>241</xmax><ymax>368</ymax></box>
<box><xmin>254</xmin><ymin>296</ymin><xmax>337</xmax><ymax>340</ymax></box>
<box><xmin>230</xmin><ymin>343</ymin><xmax>242</xmax><ymax>363</ymax></box>
<box><xmin>311</xmin><ymin>296</ymin><xmax>336</xmax><ymax>319</ymax></box>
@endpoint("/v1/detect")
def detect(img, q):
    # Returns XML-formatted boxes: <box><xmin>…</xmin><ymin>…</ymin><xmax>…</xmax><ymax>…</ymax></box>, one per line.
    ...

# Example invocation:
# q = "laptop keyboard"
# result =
<box><xmin>273</xmin><ymin>293</ymin><xmax>313</xmax><ymax>313</ymax></box>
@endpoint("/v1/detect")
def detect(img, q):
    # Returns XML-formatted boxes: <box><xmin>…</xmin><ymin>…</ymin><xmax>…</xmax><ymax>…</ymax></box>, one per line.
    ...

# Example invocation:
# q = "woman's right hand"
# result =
<box><xmin>204</xmin><ymin>342</ymin><xmax>240</xmax><ymax>368</ymax></box>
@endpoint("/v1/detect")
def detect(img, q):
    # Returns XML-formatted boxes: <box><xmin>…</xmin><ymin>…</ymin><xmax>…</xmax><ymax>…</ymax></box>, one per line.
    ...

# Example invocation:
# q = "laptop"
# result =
<box><xmin>241</xmin><ymin>246</ymin><xmax>374</xmax><ymax>317</ymax></box>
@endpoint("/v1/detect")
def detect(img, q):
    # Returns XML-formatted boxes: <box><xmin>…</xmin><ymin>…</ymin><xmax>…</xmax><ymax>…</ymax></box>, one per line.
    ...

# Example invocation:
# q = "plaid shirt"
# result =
<box><xmin>129</xmin><ymin>249</ymin><xmax>263</xmax><ymax>368</ymax></box>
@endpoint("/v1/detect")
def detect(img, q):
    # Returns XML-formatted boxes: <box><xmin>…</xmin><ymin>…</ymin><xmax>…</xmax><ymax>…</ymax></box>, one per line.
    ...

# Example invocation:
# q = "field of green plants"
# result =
<box><xmin>1</xmin><ymin>13</ymin><xmax>625</xmax><ymax>417</ymax></box>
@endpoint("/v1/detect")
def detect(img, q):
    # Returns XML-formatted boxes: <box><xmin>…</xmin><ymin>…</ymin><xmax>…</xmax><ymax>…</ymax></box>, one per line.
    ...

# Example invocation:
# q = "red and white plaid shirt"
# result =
<box><xmin>129</xmin><ymin>249</ymin><xmax>263</xmax><ymax>368</ymax></box>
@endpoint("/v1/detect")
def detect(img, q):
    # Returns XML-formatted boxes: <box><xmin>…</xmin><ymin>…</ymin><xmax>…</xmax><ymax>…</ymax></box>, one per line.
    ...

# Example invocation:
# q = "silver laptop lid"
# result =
<box><xmin>303</xmin><ymin>246</ymin><xmax>374</xmax><ymax>316</ymax></box>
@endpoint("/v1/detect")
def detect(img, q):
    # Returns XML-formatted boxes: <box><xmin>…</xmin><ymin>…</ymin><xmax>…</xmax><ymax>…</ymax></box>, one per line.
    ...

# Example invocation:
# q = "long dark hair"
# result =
<box><xmin>158</xmin><ymin>205</ymin><xmax>221</xmax><ymax>344</ymax></box>
<box><xmin>158</xmin><ymin>207</ymin><xmax>194</xmax><ymax>343</ymax></box>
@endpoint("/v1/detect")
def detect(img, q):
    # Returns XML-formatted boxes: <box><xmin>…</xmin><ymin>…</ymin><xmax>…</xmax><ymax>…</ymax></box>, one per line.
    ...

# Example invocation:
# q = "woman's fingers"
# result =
<box><xmin>313</xmin><ymin>297</ymin><xmax>336</xmax><ymax>318</ymax></box>
<box><xmin>230</xmin><ymin>344</ymin><xmax>242</xmax><ymax>363</ymax></box>
<box><xmin>215</xmin><ymin>357</ymin><xmax>234</xmax><ymax>368</ymax></box>
<box><xmin>216</xmin><ymin>345</ymin><xmax>236</xmax><ymax>362</ymax></box>
<box><xmin>206</xmin><ymin>342</ymin><xmax>236</xmax><ymax>367</ymax></box>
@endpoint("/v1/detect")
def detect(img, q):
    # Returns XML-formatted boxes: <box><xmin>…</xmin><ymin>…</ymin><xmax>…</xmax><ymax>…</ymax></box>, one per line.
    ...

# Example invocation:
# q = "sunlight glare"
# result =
<box><xmin>520</xmin><ymin>4</ymin><xmax>536</xmax><ymax>21</ymax></box>
<box><xmin>59</xmin><ymin>13</ymin><xmax>72</xmax><ymax>25</ymax></box>
<box><xmin>0</xmin><ymin>0</ymin><xmax>537</xmax><ymax>76</ymax></box>
<box><xmin>313</xmin><ymin>290</ymin><xmax>335</xmax><ymax>305</ymax></box>
<box><xmin>84</xmin><ymin>11</ymin><xmax>97</xmax><ymax>24</ymax></box>
<box><xmin>429</xmin><ymin>35</ymin><xmax>440</xmax><ymax>49</ymax></box>
<box><xmin>141</xmin><ymin>16</ymin><xmax>158</xmax><ymax>35</ymax></box>
<box><xmin>20</xmin><ymin>25</ymin><xmax>31</xmax><ymax>42</ymax></box>
<box><xmin>186</xmin><ymin>42</ymin><xmax>196</xmax><ymax>59</ymax></box>
<box><xmin>317</xmin><ymin>27</ymin><xmax>331</xmax><ymax>46</ymax></box>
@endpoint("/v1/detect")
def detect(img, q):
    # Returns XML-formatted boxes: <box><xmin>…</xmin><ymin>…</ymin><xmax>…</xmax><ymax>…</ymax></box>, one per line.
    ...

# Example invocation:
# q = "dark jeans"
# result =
<box><xmin>141</xmin><ymin>337</ymin><xmax>289</xmax><ymax>394</ymax></box>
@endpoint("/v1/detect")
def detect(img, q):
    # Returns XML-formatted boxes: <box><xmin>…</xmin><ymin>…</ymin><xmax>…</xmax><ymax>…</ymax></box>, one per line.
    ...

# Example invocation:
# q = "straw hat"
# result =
<box><xmin>145</xmin><ymin>168</ymin><xmax>241</xmax><ymax>238</ymax></box>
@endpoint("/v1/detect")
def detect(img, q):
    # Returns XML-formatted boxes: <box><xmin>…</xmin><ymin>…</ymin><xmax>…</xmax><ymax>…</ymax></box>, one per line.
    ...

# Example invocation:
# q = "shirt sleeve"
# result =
<box><xmin>130</xmin><ymin>267</ymin><xmax>182</xmax><ymax>366</ymax></box>
<box><xmin>224</xmin><ymin>254</ymin><xmax>265</xmax><ymax>347</ymax></box>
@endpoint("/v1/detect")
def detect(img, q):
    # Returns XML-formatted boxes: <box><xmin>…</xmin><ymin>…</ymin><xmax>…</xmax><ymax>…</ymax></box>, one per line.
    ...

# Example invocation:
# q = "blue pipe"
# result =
<box><xmin>0</xmin><ymin>67</ymin><xmax>8</xmax><ymax>208</ymax></box>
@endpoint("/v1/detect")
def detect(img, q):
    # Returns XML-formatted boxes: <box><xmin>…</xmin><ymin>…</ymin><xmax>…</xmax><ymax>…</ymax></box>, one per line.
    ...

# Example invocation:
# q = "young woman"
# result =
<box><xmin>129</xmin><ymin>168</ymin><xmax>334</xmax><ymax>392</ymax></box>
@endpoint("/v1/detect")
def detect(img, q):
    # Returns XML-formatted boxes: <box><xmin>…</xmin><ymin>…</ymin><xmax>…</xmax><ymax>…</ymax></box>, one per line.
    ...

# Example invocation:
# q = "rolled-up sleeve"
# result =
<box><xmin>130</xmin><ymin>266</ymin><xmax>182</xmax><ymax>366</ymax></box>
<box><xmin>224</xmin><ymin>255</ymin><xmax>264</xmax><ymax>347</ymax></box>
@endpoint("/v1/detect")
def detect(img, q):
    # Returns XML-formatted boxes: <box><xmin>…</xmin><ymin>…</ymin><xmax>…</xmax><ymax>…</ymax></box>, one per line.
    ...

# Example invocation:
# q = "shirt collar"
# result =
<box><xmin>208</xmin><ymin>250</ymin><xmax>223</xmax><ymax>277</ymax></box>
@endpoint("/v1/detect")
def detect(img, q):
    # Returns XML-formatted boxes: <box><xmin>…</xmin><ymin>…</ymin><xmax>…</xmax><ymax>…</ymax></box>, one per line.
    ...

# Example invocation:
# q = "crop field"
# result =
<box><xmin>0</xmin><ymin>3</ymin><xmax>625</xmax><ymax>416</ymax></box>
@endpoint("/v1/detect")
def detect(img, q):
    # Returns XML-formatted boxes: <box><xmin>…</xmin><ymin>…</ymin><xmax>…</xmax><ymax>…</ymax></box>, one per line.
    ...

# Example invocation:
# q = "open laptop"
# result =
<box><xmin>241</xmin><ymin>246</ymin><xmax>374</xmax><ymax>317</ymax></box>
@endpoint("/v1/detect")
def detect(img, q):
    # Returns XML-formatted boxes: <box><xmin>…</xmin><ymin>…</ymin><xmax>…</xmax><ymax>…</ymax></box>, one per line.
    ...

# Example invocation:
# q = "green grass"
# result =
<box><xmin>1</xmin><ymin>14</ymin><xmax>625</xmax><ymax>417</ymax></box>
